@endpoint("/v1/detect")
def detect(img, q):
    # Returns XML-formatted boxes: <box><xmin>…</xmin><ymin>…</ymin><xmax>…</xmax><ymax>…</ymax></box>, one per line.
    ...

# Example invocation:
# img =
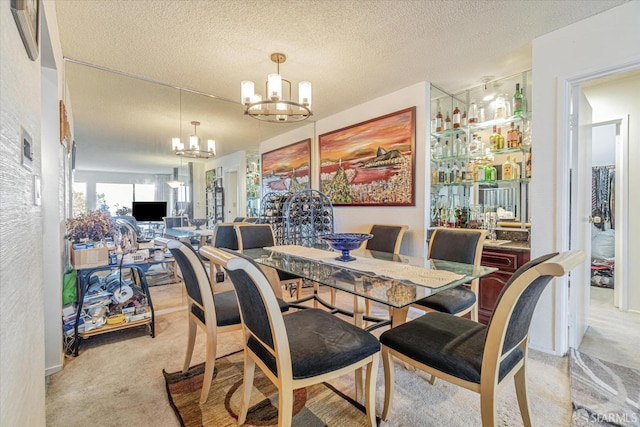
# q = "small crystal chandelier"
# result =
<box><xmin>241</xmin><ymin>53</ymin><xmax>312</xmax><ymax>123</ymax></box>
<box><xmin>172</xmin><ymin>121</ymin><xmax>216</xmax><ymax>159</ymax></box>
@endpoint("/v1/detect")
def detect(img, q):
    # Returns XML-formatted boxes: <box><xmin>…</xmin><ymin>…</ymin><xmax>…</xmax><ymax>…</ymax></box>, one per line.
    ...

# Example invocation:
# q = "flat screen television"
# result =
<box><xmin>132</xmin><ymin>201</ymin><xmax>167</xmax><ymax>222</ymax></box>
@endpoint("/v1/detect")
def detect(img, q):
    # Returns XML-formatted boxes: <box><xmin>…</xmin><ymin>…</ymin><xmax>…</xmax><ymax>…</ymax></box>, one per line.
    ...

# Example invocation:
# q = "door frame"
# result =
<box><xmin>558</xmin><ymin>63</ymin><xmax>636</xmax><ymax>353</ymax></box>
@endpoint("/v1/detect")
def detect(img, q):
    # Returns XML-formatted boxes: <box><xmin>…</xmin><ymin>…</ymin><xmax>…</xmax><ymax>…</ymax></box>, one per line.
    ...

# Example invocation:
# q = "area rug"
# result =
<box><xmin>570</xmin><ymin>348</ymin><xmax>640</xmax><ymax>426</ymax></box>
<box><xmin>163</xmin><ymin>350</ymin><xmax>372</xmax><ymax>426</ymax></box>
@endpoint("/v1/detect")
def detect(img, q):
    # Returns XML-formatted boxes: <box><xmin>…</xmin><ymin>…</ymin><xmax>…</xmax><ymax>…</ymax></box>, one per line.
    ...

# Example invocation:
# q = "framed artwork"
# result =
<box><xmin>319</xmin><ymin>107</ymin><xmax>416</xmax><ymax>206</ymax></box>
<box><xmin>59</xmin><ymin>100</ymin><xmax>72</xmax><ymax>150</ymax></box>
<box><xmin>261</xmin><ymin>138</ymin><xmax>311</xmax><ymax>196</ymax></box>
<box><xmin>205</xmin><ymin>169</ymin><xmax>215</xmax><ymax>189</ymax></box>
<box><xmin>10</xmin><ymin>0</ymin><xmax>39</xmax><ymax>61</ymax></box>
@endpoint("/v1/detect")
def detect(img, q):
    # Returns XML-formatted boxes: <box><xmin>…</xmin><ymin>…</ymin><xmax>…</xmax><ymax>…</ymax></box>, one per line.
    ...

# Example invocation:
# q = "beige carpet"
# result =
<box><xmin>46</xmin><ymin>282</ymin><xmax>572</xmax><ymax>426</ymax></box>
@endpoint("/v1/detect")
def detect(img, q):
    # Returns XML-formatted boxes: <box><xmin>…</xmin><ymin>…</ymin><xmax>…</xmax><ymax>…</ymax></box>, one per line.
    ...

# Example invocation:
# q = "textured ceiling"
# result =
<box><xmin>54</xmin><ymin>0</ymin><xmax>627</xmax><ymax>174</ymax></box>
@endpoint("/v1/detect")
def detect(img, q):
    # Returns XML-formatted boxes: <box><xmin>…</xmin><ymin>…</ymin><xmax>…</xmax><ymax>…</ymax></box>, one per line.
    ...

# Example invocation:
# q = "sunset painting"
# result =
<box><xmin>261</xmin><ymin>139</ymin><xmax>311</xmax><ymax>196</ymax></box>
<box><xmin>319</xmin><ymin>107</ymin><xmax>415</xmax><ymax>206</ymax></box>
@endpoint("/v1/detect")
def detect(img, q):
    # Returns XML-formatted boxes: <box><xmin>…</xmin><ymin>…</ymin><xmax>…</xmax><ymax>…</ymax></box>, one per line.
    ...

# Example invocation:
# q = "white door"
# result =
<box><xmin>225</xmin><ymin>170</ymin><xmax>239</xmax><ymax>221</ymax></box>
<box><xmin>568</xmin><ymin>86</ymin><xmax>593</xmax><ymax>349</ymax></box>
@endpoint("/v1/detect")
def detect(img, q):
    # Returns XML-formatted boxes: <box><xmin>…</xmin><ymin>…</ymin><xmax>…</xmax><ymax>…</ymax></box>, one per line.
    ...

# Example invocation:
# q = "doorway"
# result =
<box><xmin>568</xmin><ymin>68</ymin><xmax>638</xmax><ymax>351</ymax></box>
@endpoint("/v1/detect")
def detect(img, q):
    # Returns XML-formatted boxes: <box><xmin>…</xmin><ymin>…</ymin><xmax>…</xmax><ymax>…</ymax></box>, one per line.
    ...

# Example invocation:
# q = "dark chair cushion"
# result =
<box><xmin>214</xmin><ymin>225</ymin><xmax>239</xmax><ymax>250</ymax></box>
<box><xmin>191</xmin><ymin>290</ymin><xmax>288</xmax><ymax>327</ymax></box>
<box><xmin>277</xmin><ymin>270</ymin><xmax>300</xmax><ymax>282</ymax></box>
<box><xmin>380</xmin><ymin>312</ymin><xmax>522</xmax><ymax>384</ymax></box>
<box><xmin>413</xmin><ymin>285</ymin><xmax>476</xmax><ymax>314</ymax></box>
<box><xmin>248</xmin><ymin>309</ymin><xmax>380</xmax><ymax>380</ymax></box>
<box><xmin>429</xmin><ymin>229</ymin><xmax>482</xmax><ymax>264</ymax></box>
<box><xmin>366</xmin><ymin>225</ymin><xmax>403</xmax><ymax>253</ymax></box>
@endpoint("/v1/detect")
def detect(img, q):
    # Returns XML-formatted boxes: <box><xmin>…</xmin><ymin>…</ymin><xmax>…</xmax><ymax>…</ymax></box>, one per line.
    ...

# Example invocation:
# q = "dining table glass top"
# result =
<box><xmin>243</xmin><ymin>245</ymin><xmax>497</xmax><ymax>309</ymax></box>
<box><xmin>163</xmin><ymin>227</ymin><xmax>213</xmax><ymax>239</ymax></box>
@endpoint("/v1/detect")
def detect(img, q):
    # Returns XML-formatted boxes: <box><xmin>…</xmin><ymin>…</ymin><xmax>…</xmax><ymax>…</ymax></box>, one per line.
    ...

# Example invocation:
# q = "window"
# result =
<box><xmin>72</xmin><ymin>182</ymin><xmax>87</xmax><ymax>217</ymax></box>
<box><xmin>96</xmin><ymin>183</ymin><xmax>157</xmax><ymax>216</ymax></box>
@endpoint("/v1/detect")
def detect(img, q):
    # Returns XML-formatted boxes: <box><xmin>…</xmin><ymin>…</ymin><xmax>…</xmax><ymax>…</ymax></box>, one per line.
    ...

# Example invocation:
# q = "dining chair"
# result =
<box><xmin>235</xmin><ymin>223</ymin><xmax>303</xmax><ymax>299</ymax></box>
<box><xmin>166</xmin><ymin>240</ymin><xmax>243</xmax><ymax>404</ymax></box>
<box><xmin>204</xmin><ymin>247</ymin><xmax>381</xmax><ymax>427</ymax></box>
<box><xmin>379</xmin><ymin>250</ymin><xmax>585</xmax><ymax>426</ymax></box>
<box><xmin>163</xmin><ymin>215</ymin><xmax>188</xmax><ymax>229</ymax></box>
<box><xmin>365</xmin><ymin>224</ymin><xmax>409</xmax><ymax>254</ymax></box>
<box><xmin>207</xmin><ymin>222</ymin><xmax>240</xmax><ymax>286</ymax></box>
<box><xmin>356</xmin><ymin>224</ymin><xmax>408</xmax><ymax>314</ymax></box>
<box><xmin>411</xmin><ymin>227</ymin><xmax>486</xmax><ymax>322</ymax></box>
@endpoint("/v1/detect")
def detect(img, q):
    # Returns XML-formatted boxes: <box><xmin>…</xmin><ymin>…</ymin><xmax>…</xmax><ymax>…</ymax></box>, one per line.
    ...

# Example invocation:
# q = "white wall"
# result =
<box><xmin>584</xmin><ymin>73</ymin><xmax>640</xmax><ymax>310</ymax></box>
<box><xmin>260</xmin><ymin>82</ymin><xmax>430</xmax><ymax>257</ymax></box>
<box><xmin>0</xmin><ymin>0</ymin><xmax>65</xmax><ymax>424</ymax></box>
<box><xmin>531</xmin><ymin>1</ymin><xmax>640</xmax><ymax>354</ymax></box>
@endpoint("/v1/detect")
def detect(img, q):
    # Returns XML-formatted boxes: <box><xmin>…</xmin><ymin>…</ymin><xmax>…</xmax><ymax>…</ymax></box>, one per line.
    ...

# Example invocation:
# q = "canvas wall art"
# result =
<box><xmin>261</xmin><ymin>139</ymin><xmax>311</xmax><ymax>196</ymax></box>
<box><xmin>319</xmin><ymin>107</ymin><xmax>416</xmax><ymax>206</ymax></box>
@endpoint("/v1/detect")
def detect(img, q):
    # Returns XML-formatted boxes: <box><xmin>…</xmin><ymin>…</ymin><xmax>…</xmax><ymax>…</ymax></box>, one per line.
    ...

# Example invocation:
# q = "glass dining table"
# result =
<box><xmin>163</xmin><ymin>226</ymin><xmax>214</xmax><ymax>246</ymax></box>
<box><xmin>242</xmin><ymin>245</ymin><xmax>497</xmax><ymax>330</ymax></box>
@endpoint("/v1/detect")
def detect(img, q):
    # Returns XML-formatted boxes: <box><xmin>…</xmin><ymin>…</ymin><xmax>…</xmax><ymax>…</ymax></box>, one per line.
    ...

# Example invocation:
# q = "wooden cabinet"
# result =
<box><xmin>478</xmin><ymin>247</ymin><xmax>530</xmax><ymax>324</ymax></box>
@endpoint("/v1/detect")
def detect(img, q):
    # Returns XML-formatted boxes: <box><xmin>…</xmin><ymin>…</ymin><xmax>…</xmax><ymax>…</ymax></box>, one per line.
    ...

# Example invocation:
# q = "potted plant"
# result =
<box><xmin>66</xmin><ymin>210</ymin><xmax>117</xmax><ymax>243</ymax></box>
<box><xmin>66</xmin><ymin>211</ymin><xmax>117</xmax><ymax>268</ymax></box>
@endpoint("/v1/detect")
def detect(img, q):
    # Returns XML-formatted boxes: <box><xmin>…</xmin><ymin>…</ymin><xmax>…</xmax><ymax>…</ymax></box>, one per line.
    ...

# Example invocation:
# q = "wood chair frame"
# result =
<box><xmin>167</xmin><ymin>240</ymin><xmax>242</xmax><ymax>404</ymax></box>
<box><xmin>412</xmin><ymin>227</ymin><xmax>487</xmax><ymax>322</ymax></box>
<box><xmin>331</xmin><ymin>224</ymin><xmax>409</xmax><ymax>311</ymax></box>
<box><xmin>234</xmin><ymin>223</ymin><xmax>302</xmax><ymax>299</ymax></box>
<box><xmin>204</xmin><ymin>247</ymin><xmax>379</xmax><ymax>427</ymax></box>
<box><xmin>381</xmin><ymin>250</ymin><xmax>585</xmax><ymax>426</ymax></box>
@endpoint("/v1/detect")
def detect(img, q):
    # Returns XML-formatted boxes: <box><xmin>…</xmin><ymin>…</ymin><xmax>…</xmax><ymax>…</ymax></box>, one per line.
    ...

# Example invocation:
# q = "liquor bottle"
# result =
<box><xmin>452</xmin><ymin>106</ymin><xmax>461</xmax><ymax>128</ymax></box>
<box><xmin>461</xmin><ymin>109</ymin><xmax>468</xmax><ymax>126</ymax></box>
<box><xmin>521</xmin><ymin>87</ymin><xmax>528</xmax><ymax>114</ymax></box>
<box><xmin>525</xmin><ymin>150</ymin><xmax>532</xmax><ymax>178</ymax></box>
<box><xmin>460</xmin><ymin>161</ymin><xmax>467</xmax><ymax>181</ymax></box>
<box><xmin>496</xmin><ymin>128</ymin><xmax>505</xmax><ymax>150</ymax></box>
<box><xmin>467</xmin><ymin>160</ymin><xmax>475</xmax><ymax>182</ymax></box>
<box><xmin>444</xmin><ymin>139</ymin><xmax>451</xmax><ymax>158</ymax></box>
<box><xmin>487</xmin><ymin>164</ymin><xmax>497</xmax><ymax>182</ymax></box>
<box><xmin>438</xmin><ymin>162</ymin><xmax>446</xmax><ymax>183</ymax></box>
<box><xmin>468</xmin><ymin>101</ymin><xmax>478</xmax><ymax>124</ymax></box>
<box><xmin>477</xmin><ymin>163</ymin><xmax>486</xmax><ymax>182</ymax></box>
<box><xmin>453</xmin><ymin>133</ymin><xmax>462</xmax><ymax>157</ymax></box>
<box><xmin>469</xmin><ymin>134</ymin><xmax>478</xmax><ymax>154</ymax></box>
<box><xmin>452</xmin><ymin>160</ymin><xmax>460</xmax><ymax>183</ymax></box>
<box><xmin>431</xmin><ymin>165</ymin><xmax>438</xmax><ymax>185</ymax></box>
<box><xmin>512</xmin><ymin>156</ymin><xmax>521</xmax><ymax>179</ymax></box>
<box><xmin>461</xmin><ymin>136</ymin><xmax>469</xmax><ymax>156</ymax></box>
<box><xmin>478</xmin><ymin>103</ymin><xmax>486</xmax><ymax>122</ymax></box>
<box><xmin>495</xmin><ymin>94</ymin><xmax>507</xmax><ymax>119</ymax></box>
<box><xmin>507</xmin><ymin>122</ymin><xmax>516</xmax><ymax>148</ymax></box>
<box><xmin>516</xmin><ymin>125</ymin><xmax>523</xmax><ymax>147</ymax></box>
<box><xmin>477</xmin><ymin>135</ymin><xmax>486</xmax><ymax>155</ymax></box>
<box><xmin>444</xmin><ymin>163</ymin><xmax>451</xmax><ymax>184</ymax></box>
<box><xmin>489</xmin><ymin>125</ymin><xmax>498</xmax><ymax>151</ymax></box>
<box><xmin>434</xmin><ymin>137</ymin><xmax>443</xmax><ymax>159</ymax></box>
<box><xmin>435</xmin><ymin>101</ymin><xmax>443</xmax><ymax>132</ymax></box>
<box><xmin>444</xmin><ymin>111</ymin><xmax>452</xmax><ymax>130</ymax></box>
<box><xmin>513</xmin><ymin>83</ymin><xmax>523</xmax><ymax>115</ymax></box>
<box><xmin>502</xmin><ymin>155</ymin><xmax>514</xmax><ymax>180</ymax></box>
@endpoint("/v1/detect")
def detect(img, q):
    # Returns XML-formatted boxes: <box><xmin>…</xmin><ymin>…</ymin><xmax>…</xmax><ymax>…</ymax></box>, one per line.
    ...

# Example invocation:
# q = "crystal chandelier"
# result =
<box><xmin>241</xmin><ymin>53</ymin><xmax>312</xmax><ymax>123</ymax></box>
<box><xmin>172</xmin><ymin>121</ymin><xmax>216</xmax><ymax>159</ymax></box>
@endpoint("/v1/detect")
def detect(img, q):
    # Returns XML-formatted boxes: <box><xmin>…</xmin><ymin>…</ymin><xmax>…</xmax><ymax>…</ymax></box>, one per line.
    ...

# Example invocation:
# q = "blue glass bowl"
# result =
<box><xmin>189</xmin><ymin>218</ymin><xmax>207</xmax><ymax>230</ymax></box>
<box><xmin>321</xmin><ymin>233</ymin><xmax>373</xmax><ymax>262</ymax></box>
